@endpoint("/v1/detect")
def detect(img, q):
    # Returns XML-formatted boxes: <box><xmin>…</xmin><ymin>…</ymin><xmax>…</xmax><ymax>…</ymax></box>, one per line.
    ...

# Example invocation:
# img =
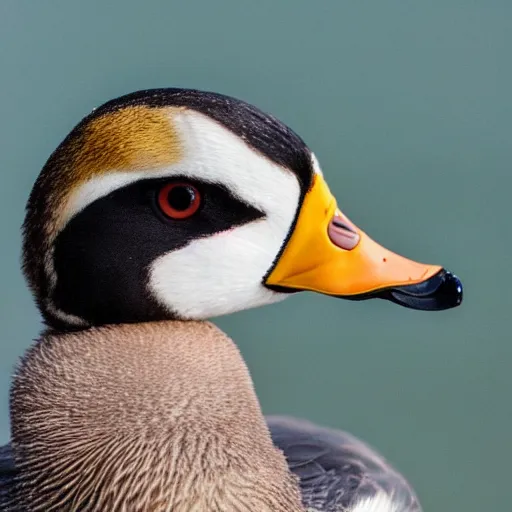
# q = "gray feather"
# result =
<box><xmin>268</xmin><ymin>416</ymin><xmax>422</xmax><ymax>512</ymax></box>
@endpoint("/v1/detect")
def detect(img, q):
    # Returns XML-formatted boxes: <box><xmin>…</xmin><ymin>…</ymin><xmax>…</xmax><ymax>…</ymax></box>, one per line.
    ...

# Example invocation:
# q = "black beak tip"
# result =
<box><xmin>384</xmin><ymin>269</ymin><xmax>463</xmax><ymax>311</ymax></box>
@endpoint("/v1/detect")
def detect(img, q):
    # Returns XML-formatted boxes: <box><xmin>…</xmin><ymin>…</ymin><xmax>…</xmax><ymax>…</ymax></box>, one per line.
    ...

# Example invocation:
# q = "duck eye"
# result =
<box><xmin>157</xmin><ymin>182</ymin><xmax>201</xmax><ymax>219</ymax></box>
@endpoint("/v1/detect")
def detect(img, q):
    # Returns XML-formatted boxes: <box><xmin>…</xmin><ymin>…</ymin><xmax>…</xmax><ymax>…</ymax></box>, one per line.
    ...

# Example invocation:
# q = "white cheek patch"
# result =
<box><xmin>56</xmin><ymin>109</ymin><xmax>302</xmax><ymax>319</ymax></box>
<box><xmin>149</xmin><ymin>220</ymin><xmax>289</xmax><ymax>319</ymax></box>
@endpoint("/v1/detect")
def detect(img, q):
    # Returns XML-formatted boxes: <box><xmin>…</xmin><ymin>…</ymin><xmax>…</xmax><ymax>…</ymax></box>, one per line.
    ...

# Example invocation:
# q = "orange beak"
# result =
<box><xmin>265</xmin><ymin>174</ymin><xmax>462</xmax><ymax>311</ymax></box>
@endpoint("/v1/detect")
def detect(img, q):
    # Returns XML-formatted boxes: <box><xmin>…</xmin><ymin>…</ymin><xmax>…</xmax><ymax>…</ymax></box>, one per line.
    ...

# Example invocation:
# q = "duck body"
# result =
<box><xmin>0</xmin><ymin>421</ymin><xmax>421</xmax><ymax>512</ymax></box>
<box><xmin>0</xmin><ymin>322</ymin><xmax>419</xmax><ymax>512</ymax></box>
<box><xmin>0</xmin><ymin>323</ymin><xmax>420</xmax><ymax>512</ymax></box>
<box><xmin>0</xmin><ymin>88</ymin><xmax>462</xmax><ymax>511</ymax></box>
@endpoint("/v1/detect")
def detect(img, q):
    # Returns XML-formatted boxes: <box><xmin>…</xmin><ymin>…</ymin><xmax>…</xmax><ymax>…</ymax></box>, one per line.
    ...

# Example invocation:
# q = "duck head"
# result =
<box><xmin>23</xmin><ymin>88</ymin><xmax>462</xmax><ymax>329</ymax></box>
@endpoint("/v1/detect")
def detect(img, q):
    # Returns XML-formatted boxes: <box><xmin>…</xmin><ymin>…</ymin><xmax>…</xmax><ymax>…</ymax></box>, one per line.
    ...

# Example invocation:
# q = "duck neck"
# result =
<box><xmin>10</xmin><ymin>320</ymin><xmax>304</xmax><ymax>511</ymax></box>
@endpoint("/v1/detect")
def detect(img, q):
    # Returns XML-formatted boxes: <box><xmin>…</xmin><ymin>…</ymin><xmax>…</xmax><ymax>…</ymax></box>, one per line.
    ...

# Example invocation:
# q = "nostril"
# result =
<box><xmin>328</xmin><ymin>218</ymin><xmax>360</xmax><ymax>251</ymax></box>
<box><xmin>332</xmin><ymin>218</ymin><xmax>357</xmax><ymax>233</ymax></box>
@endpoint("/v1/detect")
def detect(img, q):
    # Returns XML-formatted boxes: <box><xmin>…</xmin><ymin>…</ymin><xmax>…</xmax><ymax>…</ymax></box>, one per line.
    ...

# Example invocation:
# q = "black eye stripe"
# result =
<box><xmin>146</xmin><ymin>177</ymin><xmax>263</xmax><ymax>224</ymax></box>
<box><xmin>51</xmin><ymin>177</ymin><xmax>264</xmax><ymax>326</ymax></box>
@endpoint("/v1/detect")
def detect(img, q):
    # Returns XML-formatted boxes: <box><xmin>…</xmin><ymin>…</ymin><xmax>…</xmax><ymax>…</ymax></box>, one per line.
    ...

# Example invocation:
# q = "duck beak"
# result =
<box><xmin>265</xmin><ymin>174</ymin><xmax>462</xmax><ymax>311</ymax></box>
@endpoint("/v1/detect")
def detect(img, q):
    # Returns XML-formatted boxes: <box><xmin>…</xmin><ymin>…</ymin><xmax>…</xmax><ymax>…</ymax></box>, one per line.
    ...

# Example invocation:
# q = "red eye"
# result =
<box><xmin>157</xmin><ymin>182</ymin><xmax>201</xmax><ymax>219</ymax></box>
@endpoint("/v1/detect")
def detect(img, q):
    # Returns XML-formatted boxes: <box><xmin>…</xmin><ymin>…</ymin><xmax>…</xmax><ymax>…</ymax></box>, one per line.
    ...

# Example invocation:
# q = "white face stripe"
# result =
<box><xmin>54</xmin><ymin>109</ymin><xmax>302</xmax><ymax>320</ymax></box>
<box><xmin>311</xmin><ymin>152</ymin><xmax>323</xmax><ymax>177</ymax></box>
<box><xmin>45</xmin><ymin>298</ymin><xmax>88</xmax><ymax>327</ymax></box>
<box><xmin>62</xmin><ymin>110</ymin><xmax>300</xmax><ymax>230</ymax></box>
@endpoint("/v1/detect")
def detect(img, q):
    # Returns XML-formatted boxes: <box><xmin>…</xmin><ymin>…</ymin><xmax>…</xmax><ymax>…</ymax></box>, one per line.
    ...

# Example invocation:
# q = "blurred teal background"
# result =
<box><xmin>0</xmin><ymin>1</ymin><xmax>510</xmax><ymax>510</ymax></box>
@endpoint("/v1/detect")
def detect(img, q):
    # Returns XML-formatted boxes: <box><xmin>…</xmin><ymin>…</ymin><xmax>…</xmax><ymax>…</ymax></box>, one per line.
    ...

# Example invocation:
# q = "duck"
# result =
<box><xmin>0</xmin><ymin>88</ymin><xmax>463</xmax><ymax>512</ymax></box>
